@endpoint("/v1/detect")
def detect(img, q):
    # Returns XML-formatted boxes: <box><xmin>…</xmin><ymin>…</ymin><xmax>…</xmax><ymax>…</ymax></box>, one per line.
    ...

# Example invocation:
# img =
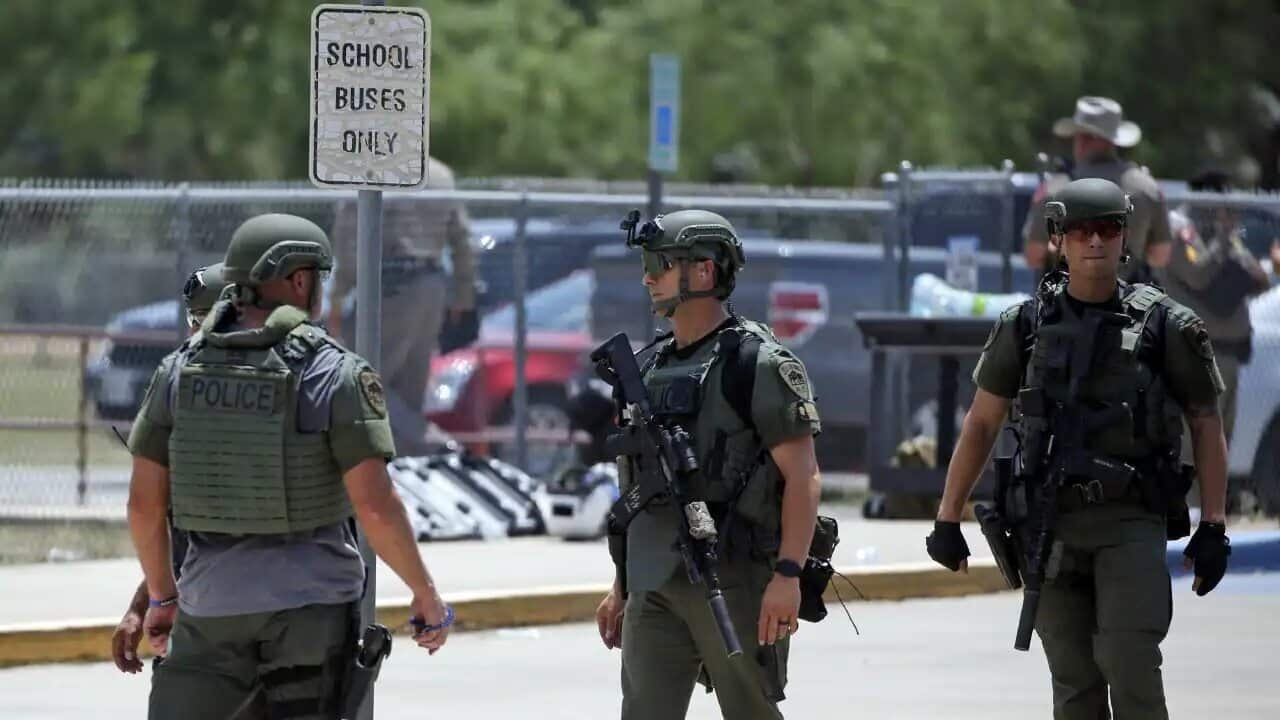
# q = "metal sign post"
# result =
<box><xmin>646</xmin><ymin>53</ymin><xmax>680</xmax><ymax>338</ymax></box>
<box><xmin>310</xmin><ymin>3</ymin><xmax>430</xmax><ymax>718</ymax></box>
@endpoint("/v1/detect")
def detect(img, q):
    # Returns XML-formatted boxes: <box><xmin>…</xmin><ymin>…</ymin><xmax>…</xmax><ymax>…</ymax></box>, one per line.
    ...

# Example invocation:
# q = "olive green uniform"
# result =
<box><xmin>1023</xmin><ymin>155</ymin><xmax>1173</xmax><ymax>283</ymax></box>
<box><xmin>620</xmin><ymin>318</ymin><xmax>820</xmax><ymax>720</ymax></box>
<box><xmin>973</xmin><ymin>285</ymin><xmax>1223</xmax><ymax>720</ymax></box>
<box><xmin>129</xmin><ymin>302</ymin><xmax>396</xmax><ymax>720</ymax></box>
<box><xmin>1160</xmin><ymin>209</ymin><xmax>1271</xmax><ymax>443</ymax></box>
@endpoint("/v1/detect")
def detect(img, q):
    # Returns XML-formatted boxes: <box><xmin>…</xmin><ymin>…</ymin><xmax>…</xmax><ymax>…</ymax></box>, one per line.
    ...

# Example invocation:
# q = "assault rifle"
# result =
<box><xmin>592</xmin><ymin>332</ymin><xmax>743</xmax><ymax>658</ymax></box>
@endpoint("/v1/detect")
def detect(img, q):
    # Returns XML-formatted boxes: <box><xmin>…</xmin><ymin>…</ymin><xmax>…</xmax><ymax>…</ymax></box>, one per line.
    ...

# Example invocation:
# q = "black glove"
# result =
<box><xmin>926</xmin><ymin>520</ymin><xmax>970</xmax><ymax>572</ymax></box>
<box><xmin>1184</xmin><ymin>521</ymin><xmax>1230</xmax><ymax>596</ymax></box>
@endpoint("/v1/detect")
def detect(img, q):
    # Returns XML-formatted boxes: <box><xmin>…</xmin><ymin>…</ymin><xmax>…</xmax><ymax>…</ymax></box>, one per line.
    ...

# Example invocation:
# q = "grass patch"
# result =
<box><xmin>0</xmin><ymin>519</ymin><xmax>135</xmax><ymax>564</ymax></box>
<box><xmin>0</xmin><ymin>340</ymin><xmax>134</xmax><ymax>466</ymax></box>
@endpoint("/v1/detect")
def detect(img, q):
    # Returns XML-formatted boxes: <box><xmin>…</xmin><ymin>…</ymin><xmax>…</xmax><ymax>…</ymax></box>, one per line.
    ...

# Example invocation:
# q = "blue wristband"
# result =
<box><xmin>411</xmin><ymin>605</ymin><xmax>455</xmax><ymax>633</ymax></box>
<box><xmin>149</xmin><ymin>595</ymin><xmax>179</xmax><ymax>609</ymax></box>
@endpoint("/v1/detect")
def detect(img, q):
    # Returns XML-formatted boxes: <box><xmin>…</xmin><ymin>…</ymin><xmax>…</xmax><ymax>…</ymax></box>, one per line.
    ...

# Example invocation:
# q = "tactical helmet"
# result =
<box><xmin>1044</xmin><ymin>178</ymin><xmax>1132</xmax><ymax>234</ymax></box>
<box><xmin>182</xmin><ymin>263</ymin><xmax>229</xmax><ymax>314</ymax></box>
<box><xmin>222</xmin><ymin>214</ymin><xmax>333</xmax><ymax>286</ymax></box>
<box><xmin>622</xmin><ymin>209</ymin><xmax>745</xmax><ymax>310</ymax></box>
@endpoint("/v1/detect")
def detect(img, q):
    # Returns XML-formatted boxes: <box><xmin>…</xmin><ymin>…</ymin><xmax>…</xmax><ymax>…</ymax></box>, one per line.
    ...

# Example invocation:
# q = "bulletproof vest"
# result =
<box><xmin>168</xmin><ymin>305</ymin><xmax>351</xmax><ymax>535</ymax></box>
<box><xmin>623</xmin><ymin>319</ymin><xmax>784</xmax><ymax>590</ymax></box>
<box><xmin>1016</xmin><ymin>284</ymin><xmax>1182</xmax><ymax>471</ymax></box>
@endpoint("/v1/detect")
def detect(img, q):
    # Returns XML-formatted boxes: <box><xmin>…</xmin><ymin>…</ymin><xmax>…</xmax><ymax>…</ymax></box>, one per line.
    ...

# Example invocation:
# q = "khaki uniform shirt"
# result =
<box><xmin>331</xmin><ymin>156</ymin><xmax>477</xmax><ymax>309</ymax></box>
<box><xmin>1023</xmin><ymin>154</ymin><xmax>1172</xmax><ymax>283</ymax></box>
<box><xmin>1161</xmin><ymin>208</ymin><xmax>1270</xmax><ymax>345</ymax></box>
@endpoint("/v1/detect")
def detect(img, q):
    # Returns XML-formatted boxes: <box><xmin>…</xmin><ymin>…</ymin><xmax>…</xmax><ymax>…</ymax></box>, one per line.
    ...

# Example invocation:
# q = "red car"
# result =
<box><xmin>425</xmin><ymin>271</ymin><xmax>594</xmax><ymax>475</ymax></box>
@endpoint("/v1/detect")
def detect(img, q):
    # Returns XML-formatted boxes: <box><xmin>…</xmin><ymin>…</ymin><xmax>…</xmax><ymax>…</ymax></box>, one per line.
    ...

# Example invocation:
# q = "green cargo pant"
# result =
<box><xmin>149</xmin><ymin>603</ymin><xmax>351</xmax><ymax>720</ymax></box>
<box><xmin>1034</xmin><ymin>505</ymin><xmax>1171</xmax><ymax>720</ymax></box>
<box><xmin>620</xmin><ymin>559</ymin><xmax>787</xmax><ymax>720</ymax></box>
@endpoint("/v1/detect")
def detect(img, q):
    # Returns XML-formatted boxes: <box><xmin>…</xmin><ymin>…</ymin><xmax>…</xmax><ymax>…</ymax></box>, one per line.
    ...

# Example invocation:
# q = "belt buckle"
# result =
<box><xmin>1074</xmin><ymin>478</ymin><xmax>1105</xmax><ymax>506</ymax></box>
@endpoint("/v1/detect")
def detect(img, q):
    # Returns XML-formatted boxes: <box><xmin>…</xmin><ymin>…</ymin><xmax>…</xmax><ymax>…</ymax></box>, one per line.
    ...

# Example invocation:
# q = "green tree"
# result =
<box><xmin>0</xmin><ymin>0</ymin><xmax>1276</xmax><ymax>186</ymax></box>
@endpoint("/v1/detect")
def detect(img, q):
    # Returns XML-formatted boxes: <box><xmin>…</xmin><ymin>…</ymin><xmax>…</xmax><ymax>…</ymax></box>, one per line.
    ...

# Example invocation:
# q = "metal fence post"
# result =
<box><xmin>999</xmin><ymin>159</ymin><xmax>1015</xmax><ymax>293</ymax></box>
<box><xmin>76</xmin><ymin>336</ymin><xmax>89</xmax><ymax>505</ymax></box>
<box><xmin>513</xmin><ymin>190</ymin><xmax>530</xmax><ymax>471</ymax></box>
<box><xmin>892</xmin><ymin>162</ymin><xmax>916</xmax><ymax>446</ymax></box>
<box><xmin>896</xmin><ymin>161</ymin><xmax>913</xmax><ymax>312</ymax></box>
<box><xmin>174</xmin><ymin>182</ymin><xmax>192</xmax><ymax>344</ymax></box>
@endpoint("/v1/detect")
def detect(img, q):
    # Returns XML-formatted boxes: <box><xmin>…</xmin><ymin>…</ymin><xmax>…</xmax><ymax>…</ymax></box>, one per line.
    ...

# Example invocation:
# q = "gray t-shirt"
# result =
<box><xmin>151</xmin><ymin>340</ymin><xmax>368</xmax><ymax>617</ymax></box>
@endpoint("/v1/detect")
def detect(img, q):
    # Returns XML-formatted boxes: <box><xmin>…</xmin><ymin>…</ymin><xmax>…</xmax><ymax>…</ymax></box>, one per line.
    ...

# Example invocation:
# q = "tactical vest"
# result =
<box><xmin>168</xmin><ymin>304</ymin><xmax>351</xmax><ymax>534</ymax></box>
<box><xmin>634</xmin><ymin>319</ymin><xmax>784</xmax><ymax>542</ymax></box>
<box><xmin>1015</xmin><ymin>284</ymin><xmax>1182</xmax><ymax>484</ymax></box>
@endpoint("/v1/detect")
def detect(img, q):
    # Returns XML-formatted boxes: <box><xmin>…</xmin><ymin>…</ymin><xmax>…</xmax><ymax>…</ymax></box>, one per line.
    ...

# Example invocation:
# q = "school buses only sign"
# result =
<box><xmin>309</xmin><ymin>4</ymin><xmax>430</xmax><ymax>190</ymax></box>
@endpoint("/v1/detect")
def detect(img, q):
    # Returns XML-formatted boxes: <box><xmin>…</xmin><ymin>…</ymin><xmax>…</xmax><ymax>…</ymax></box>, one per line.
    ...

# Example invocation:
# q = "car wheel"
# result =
<box><xmin>494</xmin><ymin>386</ymin><xmax>573</xmax><ymax>479</ymax></box>
<box><xmin>1250</xmin><ymin>416</ymin><xmax>1280</xmax><ymax>516</ymax></box>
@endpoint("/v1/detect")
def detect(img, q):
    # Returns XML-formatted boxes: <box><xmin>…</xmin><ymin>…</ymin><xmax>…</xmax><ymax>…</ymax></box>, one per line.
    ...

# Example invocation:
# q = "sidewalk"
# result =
<box><xmin>1</xmin><ymin>507</ymin><xmax>1276</xmax><ymax>668</ymax></box>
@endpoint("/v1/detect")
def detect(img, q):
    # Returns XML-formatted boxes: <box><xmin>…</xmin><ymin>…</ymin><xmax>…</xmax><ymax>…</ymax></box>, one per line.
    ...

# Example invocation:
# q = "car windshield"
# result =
<box><xmin>482</xmin><ymin>270</ymin><xmax>593</xmax><ymax>334</ymax></box>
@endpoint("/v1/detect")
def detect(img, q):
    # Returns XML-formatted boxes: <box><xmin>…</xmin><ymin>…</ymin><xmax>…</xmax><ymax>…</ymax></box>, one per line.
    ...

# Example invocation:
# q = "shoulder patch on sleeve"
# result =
<box><xmin>1167</xmin><ymin>303</ymin><xmax>1213</xmax><ymax>360</ymax></box>
<box><xmin>357</xmin><ymin>366</ymin><xmax>388</xmax><ymax>418</ymax></box>
<box><xmin>777</xmin><ymin>358</ymin><xmax>813</xmax><ymax>401</ymax></box>
<box><xmin>985</xmin><ymin>302</ymin><xmax>1024</xmax><ymax>351</ymax></box>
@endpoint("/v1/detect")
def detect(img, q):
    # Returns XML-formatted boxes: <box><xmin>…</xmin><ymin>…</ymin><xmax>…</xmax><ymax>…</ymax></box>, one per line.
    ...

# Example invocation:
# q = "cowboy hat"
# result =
<box><xmin>1053</xmin><ymin>96</ymin><xmax>1142</xmax><ymax>147</ymax></box>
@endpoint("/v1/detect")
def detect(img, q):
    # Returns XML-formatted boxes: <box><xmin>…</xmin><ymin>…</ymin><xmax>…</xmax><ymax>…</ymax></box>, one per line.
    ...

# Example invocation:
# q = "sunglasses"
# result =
<box><xmin>641</xmin><ymin>250</ymin><xmax>677</xmax><ymax>276</ymax></box>
<box><xmin>1063</xmin><ymin>217</ymin><xmax>1125</xmax><ymax>239</ymax></box>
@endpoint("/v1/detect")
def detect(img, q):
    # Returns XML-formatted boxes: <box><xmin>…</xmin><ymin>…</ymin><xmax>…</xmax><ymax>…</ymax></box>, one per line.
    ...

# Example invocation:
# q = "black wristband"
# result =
<box><xmin>775</xmin><ymin>559</ymin><xmax>803</xmax><ymax>578</ymax></box>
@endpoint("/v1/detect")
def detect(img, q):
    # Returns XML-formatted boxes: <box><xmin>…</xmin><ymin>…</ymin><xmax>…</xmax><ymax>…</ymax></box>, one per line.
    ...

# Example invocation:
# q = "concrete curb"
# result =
<box><xmin>0</xmin><ymin>560</ymin><xmax>1007</xmax><ymax>668</ymax></box>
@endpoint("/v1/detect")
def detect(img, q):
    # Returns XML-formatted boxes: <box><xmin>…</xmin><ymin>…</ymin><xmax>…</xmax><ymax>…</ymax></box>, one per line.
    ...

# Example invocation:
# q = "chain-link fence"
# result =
<box><xmin>0</xmin><ymin>179</ymin><xmax>893</xmax><ymax>519</ymax></box>
<box><xmin>2</xmin><ymin>173</ymin><xmax>1278</xmax><ymax>522</ymax></box>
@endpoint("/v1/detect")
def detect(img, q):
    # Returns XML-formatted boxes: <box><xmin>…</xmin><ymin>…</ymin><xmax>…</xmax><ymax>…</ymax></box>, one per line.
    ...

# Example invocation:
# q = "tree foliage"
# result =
<box><xmin>1</xmin><ymin>0</ymin><xmax>1277</xmax><ymax>186</ymax></box>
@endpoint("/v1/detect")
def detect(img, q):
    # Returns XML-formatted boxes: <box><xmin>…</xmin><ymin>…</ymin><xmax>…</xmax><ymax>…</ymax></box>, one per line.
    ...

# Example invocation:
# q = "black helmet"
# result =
<box><xmin>1044</xmin><ymin>178</ymin><xmax>1132</xmax><ymax>234</ymax></box>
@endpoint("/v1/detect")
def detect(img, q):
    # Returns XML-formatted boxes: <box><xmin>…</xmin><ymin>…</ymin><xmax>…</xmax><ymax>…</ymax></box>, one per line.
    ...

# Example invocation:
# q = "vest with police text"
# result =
<box><xmin>168</xmin><ymin>306</ymin><xmax>351</xmax><ymax>534</ymax></box>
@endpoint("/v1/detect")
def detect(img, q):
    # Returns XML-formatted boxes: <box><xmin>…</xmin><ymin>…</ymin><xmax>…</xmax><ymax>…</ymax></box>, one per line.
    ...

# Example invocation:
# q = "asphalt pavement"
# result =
<box><xmin>1</xmin><ymin>574</ymin><xmax>1276</xmax><ymax>719</ymax></box>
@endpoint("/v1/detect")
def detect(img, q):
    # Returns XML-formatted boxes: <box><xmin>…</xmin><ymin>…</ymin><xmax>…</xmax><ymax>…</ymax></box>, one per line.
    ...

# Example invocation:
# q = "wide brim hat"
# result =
<box><xmin>1052</xmin><ymin>96</ymin><xmax>1142</xmax><ymax>148</ymax></box>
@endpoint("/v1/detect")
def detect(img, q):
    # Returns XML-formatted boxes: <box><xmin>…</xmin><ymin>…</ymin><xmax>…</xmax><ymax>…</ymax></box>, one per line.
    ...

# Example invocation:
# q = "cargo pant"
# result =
<box><xmin>1033</xmin><ymin>504</ymin><xmax>1171</xmax><ymax>720</ymax></box>
<box><xmin>148</xmin><ymin>603</ymin><xmax>350</xmax><ymax>720</ymax></box>
<box><xmin>620</xmin><ymin>556</ymin><xmax>787</xmax><ymax>720</ymax></box>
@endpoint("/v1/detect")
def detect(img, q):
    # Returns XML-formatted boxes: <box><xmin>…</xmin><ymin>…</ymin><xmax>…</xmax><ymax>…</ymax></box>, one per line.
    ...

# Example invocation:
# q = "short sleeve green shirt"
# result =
<box><xmin>970</xmin><ymin>295</ymin><xmax>1224</xmax><ymax>414</ymax></box>
<box><xmin>1160</xmin><ymin>301</ymin><xmax>1225</xmax><ymax>414</ymax></box>
<box><xmin>751</xmin><ymin>342</ymin><xmax>822</xmax><ymax>447</ymax></box>
<box><xmin>972</xmin><ymin>302</ymin><xmax>1030</xmax><ymax>399</ymax></box>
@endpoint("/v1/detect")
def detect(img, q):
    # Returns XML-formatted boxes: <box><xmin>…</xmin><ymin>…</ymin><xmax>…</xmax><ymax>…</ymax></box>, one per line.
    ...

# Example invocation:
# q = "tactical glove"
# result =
<box><xmin>926</xmin><ymin>520</ymin><xmax>970</xmax><ymax>572</ymax></box>
<box><xmin>1184</xmin><ymin>521</ymin><xmax>1230</xmax><ymax>596</ymax></box>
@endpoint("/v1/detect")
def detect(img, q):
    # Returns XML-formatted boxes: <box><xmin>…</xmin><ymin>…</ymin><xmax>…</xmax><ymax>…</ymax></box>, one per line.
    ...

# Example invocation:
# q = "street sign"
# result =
<box><xmin>309</xmin><ymin>4</ymin><xmax>431</xmax><ymax>190</ymax></box>
<box><xmin>648</xmin><ymin>54</ymin><xmax>680</xmax><ymax>174</ymax></box>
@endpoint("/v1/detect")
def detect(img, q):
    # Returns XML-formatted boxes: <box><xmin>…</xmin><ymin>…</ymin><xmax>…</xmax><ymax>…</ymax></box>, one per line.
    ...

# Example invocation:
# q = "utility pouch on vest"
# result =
<box><xmin>798</xmin><ymin>515</ymin><xmax>840</xmax><ymax>623</ymax></box>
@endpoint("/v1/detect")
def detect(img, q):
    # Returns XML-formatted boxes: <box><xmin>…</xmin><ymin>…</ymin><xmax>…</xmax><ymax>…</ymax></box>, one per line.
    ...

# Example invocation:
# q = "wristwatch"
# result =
<box><xmin>774</xmin><ymin>559</ymin><xmax>803</xmax><ymax>578</ymax></box>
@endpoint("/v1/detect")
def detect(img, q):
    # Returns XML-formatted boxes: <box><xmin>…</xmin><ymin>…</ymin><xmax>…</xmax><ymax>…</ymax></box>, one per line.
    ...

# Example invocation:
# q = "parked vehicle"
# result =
<box><xmin>86</xmin><ymin>217</ymin><xmax>615</xmax><ymax>423</ymax></box>
<box><xmin>590</xmin><ymin>237</ymin><xmax>1038</xmax><ymax>471</ymax></box>
<box><xmin>84</xmin><ymin>301</ymin><xmax>184</xmax><ymax>420</ymax></box>
<box><xmin>1228</xmin><ymin>284</ymin><xmax>1280</xmax><ymax>513</ymax></box>
<box><xmin>426</xmin><ymin>270</ymin><xmax>595</xmax><ymax>477</ymax></box>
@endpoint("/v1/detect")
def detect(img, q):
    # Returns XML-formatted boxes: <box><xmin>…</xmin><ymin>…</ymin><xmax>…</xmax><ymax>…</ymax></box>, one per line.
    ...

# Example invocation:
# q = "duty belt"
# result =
<box><xmin>383</xmin><ymin>256</ymin><xmax>442</xmax><ymax>296</ymax></box>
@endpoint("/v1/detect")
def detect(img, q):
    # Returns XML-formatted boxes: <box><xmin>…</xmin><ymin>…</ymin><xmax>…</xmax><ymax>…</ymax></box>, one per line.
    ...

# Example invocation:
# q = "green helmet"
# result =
<box><xmin>222</xmin><ymin>214</ymin><xmax>333</xmax><ymax>286</ymax></box>
<box><xmin>622</xmin><ymin>209</ymin><xmax>746</xmax><ymax>313</ymax></box>
<box><xmin>181</xmin><ymin>262</ymin><xmax>230</xmax><ymax>315</ymax></box>
<box><xmin>1044</xmin><ymin>177</ymin><xmax>1132</xmax><ymax>233</ymax></box>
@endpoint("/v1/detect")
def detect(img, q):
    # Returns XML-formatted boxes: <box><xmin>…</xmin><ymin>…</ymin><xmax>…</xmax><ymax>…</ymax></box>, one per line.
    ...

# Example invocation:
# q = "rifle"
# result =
<box><xmin>1013</xmin><ymin>310</ymin><xmax>1131</xmax><ymax>651</ymax></box>
<box><xmin>591</xmin><ymin>332</ymin><xmax>743</xmax><ymax>658</ymax></box>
